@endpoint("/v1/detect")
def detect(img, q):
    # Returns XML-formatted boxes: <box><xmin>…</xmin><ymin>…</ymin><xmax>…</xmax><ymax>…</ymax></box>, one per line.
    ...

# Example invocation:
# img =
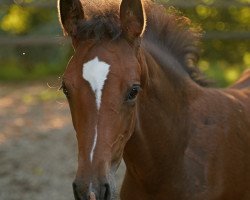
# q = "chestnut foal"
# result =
<box><xmin>57</xmin><ymin>0</ymin><xmax>250</xmax><ymax>199</ymax></box>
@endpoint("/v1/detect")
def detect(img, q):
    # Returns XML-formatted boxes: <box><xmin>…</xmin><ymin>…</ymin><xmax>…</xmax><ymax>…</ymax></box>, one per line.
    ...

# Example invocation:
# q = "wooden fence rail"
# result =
<box><xmin>0</xmin><ymin>36</ymin><xmax>70</xmax><ymax>46</ymax></box>
<box><xmin>0</xmin><ymin>31</ymin><xmax>250</xmax><ymax>46</ymax></box>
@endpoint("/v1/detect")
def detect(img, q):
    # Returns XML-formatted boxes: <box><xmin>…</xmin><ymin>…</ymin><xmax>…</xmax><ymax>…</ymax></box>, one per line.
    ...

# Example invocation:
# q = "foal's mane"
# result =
<box><xmin>76</xmin><ymin>0</ymin><xmax>209</xmax><ymax>86</ymax></box>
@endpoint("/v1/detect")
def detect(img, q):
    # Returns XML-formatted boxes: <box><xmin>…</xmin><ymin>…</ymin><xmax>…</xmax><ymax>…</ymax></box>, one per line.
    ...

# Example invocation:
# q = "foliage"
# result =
<box><xmin>1</xmin><ymin>5</ymin><xmax>31</xmax><ymax>34</ymax></box>
<box><xmin>0</xmin><ymin>0</ymin><xmax>250</xmax><ymax>86</ymax></box>
<box><xmin>0</xmin><ymin>0</ymin><xmax>69</xmax><ymax>81</ymax></box>
<box><xmin>161</xmin><ymin>0</ymin><xmax>250</xmax><ymax>86</ymax></box>
<box><xmin>0</xmin><ymin>45</ymin><xmax>72</xmax><ymax>81</ymax></box>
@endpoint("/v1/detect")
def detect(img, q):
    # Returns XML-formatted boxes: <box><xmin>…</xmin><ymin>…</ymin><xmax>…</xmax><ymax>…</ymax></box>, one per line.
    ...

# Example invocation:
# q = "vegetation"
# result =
<box><xmin>0</xmin><ymin>0</ymin><xmax>69</xmax><ymax>81</ymax></box>
<box><xmin>171</xmin><ymin>0</ymin><xmax>250</xmax><ymax>86</ymax></box>
<box><xmin>0</xmin><ymin>0</ymin><xmax>250</xmax><ymax>86</ymax></box>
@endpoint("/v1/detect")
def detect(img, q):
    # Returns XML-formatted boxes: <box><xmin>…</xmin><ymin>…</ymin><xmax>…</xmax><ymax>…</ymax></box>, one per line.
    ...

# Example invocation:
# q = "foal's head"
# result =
<box><xmin>58</xmin><ymin>0</ymin><xmax>146</xmax><ymax>199</ymax></box>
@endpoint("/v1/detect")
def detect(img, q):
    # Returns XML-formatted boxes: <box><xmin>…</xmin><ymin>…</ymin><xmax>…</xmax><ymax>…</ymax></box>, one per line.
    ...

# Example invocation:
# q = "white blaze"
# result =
<box><xmin>82</xmin><ymin>57</ymin><xmax>110</xmax><ymax>110</ymax></box>
<box><xmin>89</xmin><ymin>127</ymin><xmax>98</xmax><ymax>163</ymax></box>
<box><xmin>82</xmin><ymin>57</ymin><xmax>110</xmax><ymax>163</ymax></box>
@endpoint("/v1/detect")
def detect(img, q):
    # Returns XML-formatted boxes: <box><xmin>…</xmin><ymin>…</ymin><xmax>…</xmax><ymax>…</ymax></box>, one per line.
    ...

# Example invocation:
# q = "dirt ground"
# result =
<box><xmin>0</xmin><ymin>82</ymin><xmax>125</xmax><ymax>200</ymax></box>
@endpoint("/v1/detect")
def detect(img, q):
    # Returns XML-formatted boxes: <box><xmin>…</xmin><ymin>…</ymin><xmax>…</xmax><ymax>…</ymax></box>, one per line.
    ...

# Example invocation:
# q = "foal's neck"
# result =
<box><xmin>123</xmin><ymin>43</ymin><xmax>201</xmax><ymax>192</ymax></box>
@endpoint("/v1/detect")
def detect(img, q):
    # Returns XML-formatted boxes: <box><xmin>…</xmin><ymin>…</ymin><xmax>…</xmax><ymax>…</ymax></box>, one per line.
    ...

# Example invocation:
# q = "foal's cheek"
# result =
<box><xmin>122</xmin><ymin>108</ymin><xmax>137</xmax><ymax>140</ymax></box>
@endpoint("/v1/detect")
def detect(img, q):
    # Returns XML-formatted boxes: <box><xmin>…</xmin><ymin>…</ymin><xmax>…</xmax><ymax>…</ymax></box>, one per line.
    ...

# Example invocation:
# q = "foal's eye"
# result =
<box><xmin>126</xmin><ymin>85</ymin><xmax>141</xmax><ymax>102</ymax></box>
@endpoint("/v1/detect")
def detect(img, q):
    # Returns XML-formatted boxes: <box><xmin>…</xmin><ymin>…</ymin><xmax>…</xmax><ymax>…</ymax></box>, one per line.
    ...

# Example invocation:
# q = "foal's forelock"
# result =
<box><xmin>82</xmin><ymin>56</ymin><xmax>111</xmax><ymax>163</ymax></box>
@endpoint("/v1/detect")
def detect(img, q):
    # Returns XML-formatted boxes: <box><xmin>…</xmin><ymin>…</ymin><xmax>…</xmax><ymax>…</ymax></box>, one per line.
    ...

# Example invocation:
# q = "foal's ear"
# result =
<box><xmin>57</xmin><ymin>0</ymin><xmax>85</xmax><ymax>37</ymax></box>
<box><xmin>120</xmin><ymin>0</ymin><xmax>146</xmax><ymax>42</ymax></box>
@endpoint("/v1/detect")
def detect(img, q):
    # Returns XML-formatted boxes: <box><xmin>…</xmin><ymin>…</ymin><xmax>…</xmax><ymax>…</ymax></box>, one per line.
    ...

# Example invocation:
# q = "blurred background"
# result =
<box><xmin>0</xmin><ymin>0</ymin><xmax>249</xmax><ymax>199</ymax></box>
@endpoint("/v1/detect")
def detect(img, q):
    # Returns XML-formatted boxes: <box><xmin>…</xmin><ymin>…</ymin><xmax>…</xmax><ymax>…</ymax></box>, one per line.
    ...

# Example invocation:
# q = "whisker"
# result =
<box><xmin>46</xmin><ymin>82</ymin><xmax>58</xmax><ymax>89</ymax></box>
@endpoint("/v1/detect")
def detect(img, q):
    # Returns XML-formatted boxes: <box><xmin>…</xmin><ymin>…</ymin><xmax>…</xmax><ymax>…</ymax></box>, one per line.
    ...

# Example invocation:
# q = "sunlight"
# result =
<box><xmin>240</xmin><ymin>0</ymin><xmax>250</xmax><ymax>3</ymax></box>
<box><xmin>196</xmin><ymin>5</ymin><xmax>211</xmax><ymax>19</ymax></box>
<box><xmin>0</xmin><ymin>97</ymin><xmax>14</xmax><ymax>109</ymax></box>
<box><xmin>0</xmin><ymin>5</ymin><xmax>30</xmax><ymax>34</ymax></box>
<box><xmin>238</xmin><ymin>7</ymin><xmax>250</xmax><ymax>24</ymax></box>
<box><xmin>243</xmin><ymin>52</ymin><xmax>250</xmax><ymax>66</ymax></box>
<box><xmin>49</xmin><ymin>118</ymin><xmax>65</xmax><ymax>129</ymax></box>
<box><xmin>199</xmin><ymin>60</ymin><xmax>210</xmax><ymax>71</ymax></box>
<box><xmin>225</xmin><ymin>68</ymin><xmax>240</xmax><ymax>83</ymax></box>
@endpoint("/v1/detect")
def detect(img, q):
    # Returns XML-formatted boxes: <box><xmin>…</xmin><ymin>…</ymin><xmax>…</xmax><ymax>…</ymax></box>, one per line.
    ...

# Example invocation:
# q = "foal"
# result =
<box><xmin>57</xmin><ymin>0</ymin><xmax>250</xmax><ymax>199</ymax></box>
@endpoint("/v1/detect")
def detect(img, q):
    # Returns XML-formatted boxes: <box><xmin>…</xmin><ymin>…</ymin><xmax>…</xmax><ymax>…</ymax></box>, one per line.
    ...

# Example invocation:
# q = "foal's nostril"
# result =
<box><xmin>73</xmin><ymin>182</ymin><xmax>82</xmax><ymax>200</ymax></box>
<box><xmin>100</xmin><ymin>183</ymin><xmax>111</xmax><ymax>200</ymax></box>
<box><xmin>105</xmin><ymin>183</ymin><xmax>111</xmax><ymax>200</ymax></box>
<box><xmin>72</xmin><ymin>181</ymin><xmax>111</xmax><ymax>200</ymax></box>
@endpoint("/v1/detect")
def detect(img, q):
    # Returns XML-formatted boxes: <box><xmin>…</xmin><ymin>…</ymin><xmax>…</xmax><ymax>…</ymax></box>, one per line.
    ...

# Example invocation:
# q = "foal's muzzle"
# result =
<box><xmin>73</xmin><ymin>181</ymin><xmax>111</xmax><ymax>200</ymax></box>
